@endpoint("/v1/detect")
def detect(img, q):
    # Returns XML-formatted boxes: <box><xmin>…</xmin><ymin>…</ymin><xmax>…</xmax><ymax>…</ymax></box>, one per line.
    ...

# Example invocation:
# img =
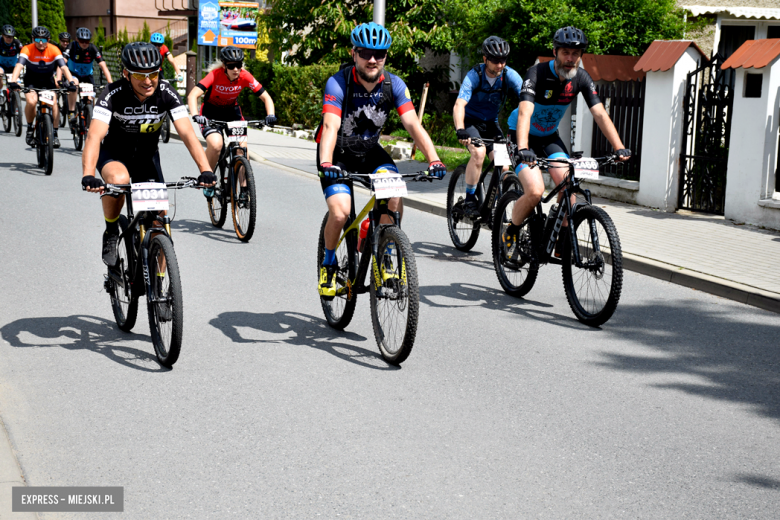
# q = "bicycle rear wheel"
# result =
<box><xmin>230</xmin><ymin>156</ymin><xmax>257</xmax><ymax>242</ymax></box>
<box><xmin>109</xmin><ymin>215</ymin><xmax>139</xmax><ymax>331</ymax></box>
<box><xmin>491</xmin><ymin>190</ymin><xmax>539</xmax><ymax>297</ymax></box>
<box><xmin>72</xmin><ymin>104</ymin><xmax>83</xmax><ymax>151</ymax></box>
<box><xmin>561</xmin><ymin>205</ymin><xmax>623</xmax><ymax>327</ymax></box>
<box><xmin>207</xmin><ymin>160</ymin><xmax>228</xmax><ymax>227</ymax></box>
<box><xmin>58</xmin><ymin>95</ymin><xmax>67</xmax><ymax>127</ymax></box>
<box><xmin>40</xmin><ymin>114</ymin><xmax>54</xmax><ymax>175</ymax></box>
<box><xmin>317</xmin><ymin>212</ymin><xmax>358</xmax><ymax>330</ymax></box>
<box><xmin>446</xmin><ymin>164</ymin><xmax>480</xmax><ymax>251</ymax></box>
<box><xmin>147</xmin><ymin>234</ymin><xmax>184</xmax><ymax>367</ymax></box>
<box><xmin>370</xmin><ymin>225</ymin><xmax>419</xmax><ymax>365</ymax></box>
<box><xmin>84</xmin><ymin>102</ymin><xmax>92</xmax><ymax>132</ymax></box>
<box><xmin>161</xmin><ymin>114</ymin><xmax>170</xmax><ymax>143</ymax></box>
<box><xmin>12</xmin><ymin>92</ymin><xmax>22</xmax><ymax>136</ymax></box>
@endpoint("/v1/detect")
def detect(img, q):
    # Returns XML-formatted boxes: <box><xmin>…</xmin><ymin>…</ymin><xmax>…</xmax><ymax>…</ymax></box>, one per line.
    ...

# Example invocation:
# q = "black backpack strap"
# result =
<box><xmin>471</xmin><ymin>64</ymin><xmax>483</xmax><ymax>95</ymax></box>
<box><xmin>382</xmin><ymin>74</ymin><xmax>393</xmax><ymax>105</ymax></box>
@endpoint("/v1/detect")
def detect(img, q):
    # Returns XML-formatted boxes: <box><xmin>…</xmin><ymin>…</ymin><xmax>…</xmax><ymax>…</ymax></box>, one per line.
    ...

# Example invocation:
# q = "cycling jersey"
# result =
<box><xmin>457</xmin><ymin>64</ymin><xmax>523</xmax><ymax>122</ymax></box>
<box><xmin>519</xmin><ymin>60</ymin><xmax>601</xmax><ymax>137</ymax></box>
<box><xmin>18</xmin><ymin>43</ymin><xmax>66</xmax><ymax>86</ymax></box>
<box><xmin>507</xmin><ymin>107</ymin><xmax>518</xmax><ymax>131</ymax></box>
<box><xmin>0</xmin><ymin>38</ymin><xmax>22</xmax><ymax>71</ymax></box>
<box><xmin>320</xmin><ymin>67</ymin><xmax>414</xmax><ymax>153</ymax></box>
<box><xmin>92</xmin><ymin>78</ymin><xmax>188</xmax><ymax>162</ymax></box>
<box><xmin>64</xmin><ymin>42</ymin><xmax>103</xmax><ymax>77</ymax></box>
<box><xmin>197</xmin><ymin>67</ymin><xmax>264</xmax><ymax>107</ymax></box>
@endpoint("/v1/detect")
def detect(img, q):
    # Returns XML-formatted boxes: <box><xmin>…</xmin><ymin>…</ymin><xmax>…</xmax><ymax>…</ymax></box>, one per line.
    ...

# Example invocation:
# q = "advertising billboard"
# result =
<box><xmin>198</xmin><ymin>0</ymin><xmax>259</xmax><ymax>49</ymax></box>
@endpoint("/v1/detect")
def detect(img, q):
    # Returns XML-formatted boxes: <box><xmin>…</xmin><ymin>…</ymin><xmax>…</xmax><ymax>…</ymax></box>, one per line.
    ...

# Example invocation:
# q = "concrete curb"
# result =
<box><xmin>170</xmin><ymin>131</ymin><xmax>780</xmax><ymax>315</ymax></box>
<box><xmin>0</xmin><ymin>414</ymin><xmax>36</xmax><ymax>519</ymax></box>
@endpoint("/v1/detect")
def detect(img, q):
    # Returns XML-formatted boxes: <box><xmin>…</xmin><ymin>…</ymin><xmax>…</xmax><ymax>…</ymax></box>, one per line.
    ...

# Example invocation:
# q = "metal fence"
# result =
<box><xmin>591</xmin><ymin>79</ymin><xmax>645</xmax><ymax>181</ymax></box>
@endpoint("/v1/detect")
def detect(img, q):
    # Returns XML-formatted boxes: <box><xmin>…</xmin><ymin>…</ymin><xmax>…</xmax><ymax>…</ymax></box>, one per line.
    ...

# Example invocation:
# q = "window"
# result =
<box><xmin>744</xmin><ymin>73</ymin><xmax>762</xmax><ymax>98</ymax></box>
<box><xmin>768</xmin><ymin>25</ymin><xmax>780</xmax><ymax>39</ymax></box>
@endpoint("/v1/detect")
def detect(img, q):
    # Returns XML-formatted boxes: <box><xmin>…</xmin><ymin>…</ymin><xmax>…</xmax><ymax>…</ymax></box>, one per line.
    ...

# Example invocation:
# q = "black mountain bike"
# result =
<box><xmin>492</xmin><ymin>154</ymin><xmax>624</xmax><ymax>327</ymax></box>
<box><xmin>317</xmin><ymin>170</ymin><xmax>440</xmax><ymax>365</ymax></box>
<box><xmin>71</xmin><ymin>82</ymin><xmax>96</xmax><ymax>151</ymax></box>
<box><xmin>447</xmin><ymin>136</ymin><xmax>522</xmax><ymax>251</ymax></box>
<box><xmin>97</xmin><ymin>177</ymin><xmax>198</xmax><ymax>367</ymax></box>
<box><xmin>1</xmin><ymin>77</ymin><xmax>22</xmax><ymax>136</ymax></box>
<box><xmin>204</xmin><ymin>119</ymin><xmax>265</xmax><ymax>242</ymax></box>
<box><xmin>21</xmin><ymin>87</ymin><xmax>67</xmax><ymax>176</ymax></box>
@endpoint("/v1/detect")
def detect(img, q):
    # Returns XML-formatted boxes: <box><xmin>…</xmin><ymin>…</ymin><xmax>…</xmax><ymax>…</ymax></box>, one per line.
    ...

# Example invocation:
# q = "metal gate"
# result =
<box><xmin>678</xmin><ymin>54</ymin><xmax>734</xmax><ymax>214</ymax></box>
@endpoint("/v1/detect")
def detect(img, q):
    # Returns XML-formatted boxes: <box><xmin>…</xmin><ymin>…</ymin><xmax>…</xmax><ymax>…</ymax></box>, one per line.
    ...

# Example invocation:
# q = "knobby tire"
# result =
<box><xmin>230</xmin><ymin>156</ymin><xmax>257</xmax><ymax>242</ymax></box>
<box><xmin>207</xmin><ymin>160</ymin><xmax>228</xmax><ymax>227</ymax></box>
<box><xmin>446</xmin><ymin>164</ymin><xmax>480</xmax><ymax>251</ymax></box>
<box><xmin>491</xmin><ymin>190</ymin><xmax>539</xmax><ymax>297</ymax></box>
<box><xmin>109</xmin><ymin>215</ymin><xmax>139</xmax><ymax>331</ymax></box>
<box><xmin>147</xmin><ymin>234</ymin><xmax>184</xmax><ymax>367</ymax></box>
<box><xmin>317</xmin><ymin>212</ymin><xmax>357</xmax><ymax>330</ymax></box>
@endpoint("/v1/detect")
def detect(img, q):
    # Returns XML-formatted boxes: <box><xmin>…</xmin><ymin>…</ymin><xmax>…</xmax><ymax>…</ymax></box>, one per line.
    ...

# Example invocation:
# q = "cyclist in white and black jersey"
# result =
<box><xmin>81</xmin><ymin>42</ymin><xmax>215</xmax><ymax>267</ymax></box>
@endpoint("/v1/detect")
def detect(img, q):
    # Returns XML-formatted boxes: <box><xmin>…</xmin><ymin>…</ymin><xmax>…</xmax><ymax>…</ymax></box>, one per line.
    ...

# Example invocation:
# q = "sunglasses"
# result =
<box><xmin>356</xmin><ymin>48</ymin><xmax>387</xmax><ymax>61</ymax></box>
<box><xmin>487</xmin><ymin>57</ymin><xmax>507</xmax><ymax>65</ymax></box>
<box><xmin>78</xmin><ymin>39</ymin><xmax>90</xmax><ymax>44</ymax></box>
<box><xmin>225</xmin><ymin>62</ymin><xmax>243</xmax><ymax>70</ymax></box>
<box><xmin>128</xmin><ymin>70</ymin><xmax>159</xmax><ymax>81</ymax></box>
<box><xmin>35</xmin><ymin>38</ymin><xmax>48</xmax><ymax>44</ymax></box>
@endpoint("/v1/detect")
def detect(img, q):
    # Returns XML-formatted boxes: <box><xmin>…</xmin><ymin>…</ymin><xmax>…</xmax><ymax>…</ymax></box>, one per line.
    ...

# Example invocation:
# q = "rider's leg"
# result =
<box><xmin>99</xmin><ymin>160</ymin><xmax>130</xmax><ymax>223</ymax></box>
<box><xmin>24</xmin><ymin>91</ymin><xmax>36</xmax><ymax>124</ymax></box>
<box><xmin>547</xmin><ymin>162</ymin><xmax>574</xmax><ymax>227</ymax></box>
<box><xmin>511</xmin><ymin>164</ymin><xmax>545</xmax><ymax>226</ymax></box>
<box><xmin>204</xmin><ymin>132</ymin><xmax>222</xmax><ymax>173</ymax></box>
<box><xmin>465</xmin><ymin>142</ymin><xmax>486</xmax><ymax>200</ymax></box>
<box><xmin>52</xmin><ymin>93</ymin><xmax>59</xmax><ymax>129</ymax></box>
<box><xmin>68</xmin><ymin>77</ymin><xmax>79</xmax><ymax>113</ymax></box>
<box><xmin>324</xmin><ymin>190</ymin><xmax>351</xmax><ymax>252</ymax></box>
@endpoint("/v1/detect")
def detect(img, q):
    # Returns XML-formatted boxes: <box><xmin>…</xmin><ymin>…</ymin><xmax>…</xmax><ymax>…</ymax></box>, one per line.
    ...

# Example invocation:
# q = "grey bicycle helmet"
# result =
<box><xmin>32</xmin><ymin>26</ymin><xmax>52</xmax><ymax>40</ymax></box>
<box><xmin>76</xmin><ymin>27</ymin><xmax>92</xmax><ymax>41</ymax></box>
<box><xmin>2</xmin><ymin>25</ymin><xmax>15</xmax><ymax>37</ymax></box>
<box><xmin>219</xmin><ymin>46</ymin><xmax>244</xmax><ymax>63</ymax></box>
<box><xmin>553</xmin><ymin>26</ymin><xmax>588</xmax><ymax>50</ymax></box>
<box><xmin>58</xmin><ymin>31</ymin><xmax>70</xmax><ymax>41</ymax></box>
<box><xmin>482</xmin><ymin>35</ymin><xmax>510</xmax><ymax>59</ymax></box>
<box><xmin>121</xmin><ymin>41</ymin><xmax>162</xmax><ymax>71</ymax></box>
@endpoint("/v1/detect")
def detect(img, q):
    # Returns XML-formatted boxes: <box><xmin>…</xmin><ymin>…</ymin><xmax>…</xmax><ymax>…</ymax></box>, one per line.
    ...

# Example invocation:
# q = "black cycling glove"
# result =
<box><xmin>517</xmin><ymin>148</ymin><xmax>537</xmax><ymax>163</ymax></box>
<box><xmin>265</xmin><ymin>114</ymin><xmax>277</xmax><ymax>127</ymax></box>
<box><xmin>81</xmin><ymin>175</ymin><xmax>104</xmax><ymax>190</ymax></box>
<box><xmin>66</xmin><ymin>81</ymin><xmax>78</xmax><ymax>92</ymax></box>
<box><xmin>616</xmin><ymin>149</ymin><xmax>632</xmax><ymax>159</ymax></box>
<box><xmin>197</xmin><ymin>171</ymin><xmax>217</xmax><ymax>185</ymax></box>
<box><xmin>455</xmin><ymin>128</ymin><xmax>470</xmax><ymax>141</ymax></box>
<box><xmin>192</xmin><ymin>115</ymin><xmax>208</xmax><ymax>126</ymax></box>
<box><xmin>8</xmin><ymin>82</ymin><xmax>21</xmax><ymax>91</ymax></box>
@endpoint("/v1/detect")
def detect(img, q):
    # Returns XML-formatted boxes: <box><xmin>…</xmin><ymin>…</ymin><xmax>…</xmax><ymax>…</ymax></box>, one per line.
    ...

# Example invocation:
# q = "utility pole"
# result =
<box><xmin>31</xmin><ymin>0</ymin><xmax>38</xmax><ymax>28</ymax></box>
<box><xmin>373</xmin><ymin>0</ymin><xmax>385</xmax><ymax>26</ymax></box>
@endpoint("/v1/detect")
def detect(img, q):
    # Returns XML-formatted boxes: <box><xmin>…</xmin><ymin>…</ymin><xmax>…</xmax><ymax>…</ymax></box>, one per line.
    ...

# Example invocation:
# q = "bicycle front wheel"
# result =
<box><xmin>147</xmin><ymin>234</ymin><xmax>184</xmax><ymax>367</ymax></box>
<box><xmin>72</xmin><ymin>104</ymin><xmax>83</xmax><ymax>151</ymax></box>
<box><xmin>370</xmin><ymin>225</ymin><xmax>419</xmax><ymax>365</ymax></box>
<box><xmin>561</xmin><ymin>205</ymin><xmax>623</xmax><ymax>327</ymax></box>
<box><xmin>446</xmin><ymin>164</ymin><xmax>480</xmax><ymax>251</ymax></box>
<box><xmin>1</xmin><ymin>99</ymin><xmax>10</xmax><ymax>132</ymax></box>
<box><xmin>230</xmin><ymin>156</ymin><xmax>257</xmax><ymax>242</ymax></box>
<box><xmin>491</xmin><ymin>190</ymin><xmax>539</xmax><ymax>297</ymax></box>
<box><xmin>207</xmin><ymin>160</ymin><xmax>228</xmax><ymax>227</ymax></box>
<box><xmin>161</xmin><ymin>114</ymin><xmax>170</xmax><ymax>143</ymax></box>
<box><xmin>40</xmin><ymin>114</ymin><xmax>54</xmax><ymax>175</ymax></box>
<box><xmin>12</xmin><ymin>92</ymin><xmax>22</xmax><ymax>136</ymax></box>
<box><xmin>109</xmin><ymin>215</ymin><xmax>139</xmax><ymax>331</ymax></box>
<box><xmin>317</xmin><ymin>212</ymin><xmax>357</xmax><ymax>330</ymax></box>
<box><xmin>83</xmin><ymin>103</ymin><xmax>92</xmax><ymax>132</ymax></box>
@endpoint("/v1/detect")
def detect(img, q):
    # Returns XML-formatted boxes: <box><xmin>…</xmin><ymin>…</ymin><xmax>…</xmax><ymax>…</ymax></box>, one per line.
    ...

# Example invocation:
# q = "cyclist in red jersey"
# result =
<box><xmin>186</xmin><ymin>46</ymin><xmax>276</xmax><ymax>172</ymax></box>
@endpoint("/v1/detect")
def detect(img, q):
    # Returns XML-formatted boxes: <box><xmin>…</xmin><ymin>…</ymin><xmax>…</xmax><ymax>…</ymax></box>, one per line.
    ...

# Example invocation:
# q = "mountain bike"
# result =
<box><xmin>317</xmin><ymin>170</ymin><xmax>440</xmax><ymax>365</ymax></box>
<box><xmin>492</xmin><ymin>154</ymin><xmax>624</xmax><ymax>327</ymax></box>
<box><xmin>70</xmin><ymin>82</ymin><xmax>96</xmax><ymax>151</ymax></box>
<box><xmin>96</xmin><ymin>177</ymin><xmax>199</xmax><ymax>367</ymax></box>
<box><xmin>447</xmin><ymin>136</ymin><xmax>522</xmax><ymax>251</ymax></box>
<box><xmin>21</xmin><ymin>87</ymin><xmax>68</xmax><ymax>176</ymax></box>
<box><xmin>204</xmin><ymin>119</ymin><xmax>265</xmax><ymax>242</ymax></box>
<box><xmin>1</xmin><ymin>75</ymin><xmax>22</xmax><ymax>136</ymax></box>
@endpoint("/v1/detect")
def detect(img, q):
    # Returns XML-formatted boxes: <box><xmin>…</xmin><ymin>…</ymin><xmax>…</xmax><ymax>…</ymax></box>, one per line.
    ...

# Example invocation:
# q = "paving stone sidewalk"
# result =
<box><xmin>174</xmin><ymin>123</ymin><xmax>780</xmax><ymax>312</ymax></box>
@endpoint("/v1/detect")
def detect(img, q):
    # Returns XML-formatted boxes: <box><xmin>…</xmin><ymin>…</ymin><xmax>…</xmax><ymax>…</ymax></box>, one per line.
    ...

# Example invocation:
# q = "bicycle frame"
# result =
<box><xmin>472</xmin><ymin>137</ymin><xmax>518</xmax><ymax>219</ymax></box>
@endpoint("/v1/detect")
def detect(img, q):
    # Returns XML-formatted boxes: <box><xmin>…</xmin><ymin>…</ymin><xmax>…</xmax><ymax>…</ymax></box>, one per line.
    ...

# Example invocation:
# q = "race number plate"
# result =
<box><xmin>493</xmin><ymin>145</ymin><xmax>512</xmax><ymax>166</ymax></box>
<box><xmin>227</xmin><ymin>120</ymin><xmax>247</xmax><ymax>142</ymax></box>
<box><xmin>572</xmin><ymin>157</ymin><xmax>599</xmax><ymax>180</ymax></box>
<box><xmin>79</xmin><ymin>83</ymin><xmax>94</xmax><ymax>97</ymax></box>
<box><xmin>131</xmin><ymin>182</ymin><xmax>169</xmax><ymax>212</ymax></box>
<box><xmin>369</xmin><ymin>172</ymin><xmax>408</xmax><ymax>199</ymax></box>
<box><xmin>39</xmin><ymin>90</ymin><xmax>55</xmax><ymax>106</ymax></box>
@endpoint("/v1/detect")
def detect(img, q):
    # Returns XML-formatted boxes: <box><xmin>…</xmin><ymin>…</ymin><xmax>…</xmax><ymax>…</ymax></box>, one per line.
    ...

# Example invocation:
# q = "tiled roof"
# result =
<box><xmin>633</xmin><ymin>40</ymin><xmax>707</xmax><ymax>72</ymax></box>
<box><xmin>721</xmin><ymin>39</ymin><xmax>780</xmax><ymax>70</ymax></box>
<box><xmin>536</xmin><ymin>54</ymin><xmax>645</xmax><ymax>81</ymax></box>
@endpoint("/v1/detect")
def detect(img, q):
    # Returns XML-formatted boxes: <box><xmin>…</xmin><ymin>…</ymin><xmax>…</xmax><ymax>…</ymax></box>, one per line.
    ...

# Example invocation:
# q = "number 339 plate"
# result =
<box><xmin>131</xmin><ymin>182</ymin><xmax>169</xmax><ymax>212</ymax></box>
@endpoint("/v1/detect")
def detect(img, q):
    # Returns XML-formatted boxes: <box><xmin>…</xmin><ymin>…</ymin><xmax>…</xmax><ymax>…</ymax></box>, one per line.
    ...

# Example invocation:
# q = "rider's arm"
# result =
<box><xmin>98</xmin><ymin>61</ymin><xmax>112</xmax><ymax>83</ymax></box>
<box><xmin>318</xmin><ymin>112</ymin><xmax>340</xmax><ymax>165</ymax></box>
<box><xmin>173</xmin><ymin>117</ymin><xmax>212</xmax><ymax>172</ymax></box>
<box><xmin>452</xmin><ymin>98</ymin><xmax>467</xmax><ymax>130</ymax></box>
<box><xmin>590</xmin><ymin>103</ymin><xmax>627</xmax><ymax>156</ymax></box>
<box><xmin>59</xmin><ymin>62</ymin><xmax>75</xmax><ymax>83</ymax></box>
<box><xmin>186</xmin><ymin>85</ymin><xmax>204</xmax><ymax>116</ymax></box>
<box><xmin>82</xmin><ymin>119</ymin><xmax>109</xmax><ymax>190</ymax></box>
<box><xmin>258</xmin><ymin>90</ymin><xmax>274</xmax><ymax>117</ymax></box>
<box><xmin>10</xmin><ymin>62</ymin><xmax>23</xmax><ymax>83</ymax></box>
<box><xmin>516</xmin><ymin>100</ymin><xmax>534</xmax><ymax>150</ymax></box>
<box><xmin>55</xmin><ymin>67</ymin><xmax>62</xmax><ymax>84</ymax></box>
<box><xmin>400</xmin><ymin>110</ymin><xmax>440</xmax><ymax>163</ymax></box>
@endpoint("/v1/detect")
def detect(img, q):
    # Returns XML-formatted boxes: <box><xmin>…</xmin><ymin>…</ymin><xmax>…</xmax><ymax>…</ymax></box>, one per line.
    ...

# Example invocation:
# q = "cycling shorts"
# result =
<box><xmin>200</xmin><ymin>104</ymin><xmax>243</xmax><ymax>139</ymax></box>
<box><xmin>73</xmin><ymin>74</ymin><xmax>94</xmax><ymax>85</ymax></box>
<box><xmin>463</xmin><ymin>117</ymin><xmax>504</xmax><ymax>154</ymax></box>
<box><xmin>97</xmin><ymin>148</ymin><xmax>164</xmax><ymax>184</ymax></box>
<box><xmin>315</xmin><ymin>142</ymin><xmax>398</xmax><ymax>199</ymax></box>
<box><xmin>515</xmin><ymin>131</ymin><xmax>569</xmax><ymax>172</ymax></box>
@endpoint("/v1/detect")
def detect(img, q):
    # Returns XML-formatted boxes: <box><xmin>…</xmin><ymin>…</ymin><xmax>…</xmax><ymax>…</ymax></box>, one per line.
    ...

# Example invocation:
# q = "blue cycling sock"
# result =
<box><xmin>465</xmin><ymin>184</ymin><xmax>477</xmax><ymax>203</ymax></box>
<box><xmin>323</xmin><ymin>248</ymin><xmax>337</xmax><ymax>266</ymax></box>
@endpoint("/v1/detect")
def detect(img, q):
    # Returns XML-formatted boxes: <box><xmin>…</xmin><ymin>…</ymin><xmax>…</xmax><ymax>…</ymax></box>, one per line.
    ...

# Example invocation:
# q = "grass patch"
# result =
<box><xmin>414</xmin><ymin>147</ymin><xmax>470</xmax><ymax>172</ymax></box>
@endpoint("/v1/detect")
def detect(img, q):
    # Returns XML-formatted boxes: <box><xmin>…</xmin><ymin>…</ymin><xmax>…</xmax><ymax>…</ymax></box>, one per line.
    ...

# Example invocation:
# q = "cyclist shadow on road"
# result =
<box><xmin>0</xmin><ymin>161</ymin><xmax>50</xmax><ymax>177</ymax></box>
<box><xmin>419</xmin><ymin>282</ymin><xmax>593</xmax><ymax>330</ymax></box>
<box><xmin>412</xmin><ymin>242</ymin><xmax>494</xmax><ymax>273</ymax></box>
<box><xmin>209</xmin><ymin>311</ymin><xmax>398</xmax><ymax>370</ymax></box>
<box><xmin>0</xmin><ymin>314</ymin><xmax>167</xmax><ymax>372</ymax></box>
<box><xmin>170</xmin><ymin>218</ymin><xmax>242</xmax><ymax>244</ymax></box>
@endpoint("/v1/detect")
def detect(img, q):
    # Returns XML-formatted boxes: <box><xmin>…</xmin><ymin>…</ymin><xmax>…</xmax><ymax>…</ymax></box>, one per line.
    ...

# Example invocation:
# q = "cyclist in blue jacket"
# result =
<box><xmin>58</xmin><ymin>28</ymin><xmax>113</xmax><ymax>126</ymax></box>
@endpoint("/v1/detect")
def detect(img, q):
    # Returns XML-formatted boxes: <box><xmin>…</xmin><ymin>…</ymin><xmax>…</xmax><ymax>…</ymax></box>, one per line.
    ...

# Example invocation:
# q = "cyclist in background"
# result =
<box><xmin>316</xmin><ymin>22</ymin><xmax>446</xmax><ymax>298</ymax></box>
<box><xmin>453</xmin><ymin>36</ymin><xmax>524</xmax><ymax>219</ymax></box>
<box><xmin>56</xmin><ymin>32</ymin><xmax>70</xmax><ymax>54</ymax></box>
<box><xmin>150</xmin><ymin>32</ymin><xmax>183</xmax><ymax>84</ymax></box>
<box><xmin>0</xmin><ymin>25</ymin><xmax>23</xmax><ymax>95</ymax></box>
<box><xmin>505</xmin><ymin>26</ymin><xmax>630</xmax><ymax>257</ymax></box>
<box><xmin>187</xmin><ymin>45</ymin><xmax>276</xmax><ymax>180</ymax></box>
<box><xmin>8</xmin><ymin>26</ymin><xmax>77</xmax><ymax>148</ymax></box>
<box><xmin>507</xmin><ymin>107</ymin><xmax>518</xmax><ymax>145</ymax></box>
<box><xmin>58</xmin><ymin>27</ymin><xmax>113</xmax><ymax>126</ymax></box>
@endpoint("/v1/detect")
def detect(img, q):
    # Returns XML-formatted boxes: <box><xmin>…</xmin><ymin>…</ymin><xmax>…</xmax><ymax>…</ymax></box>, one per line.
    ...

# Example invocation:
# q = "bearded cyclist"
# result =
<box><xmin>81</xmin><ymin>42</ymin><xmax>214</xmax><ymax>267</ymax></box>
<box><xmin>0</xmin><ymin>25</ymin><xmax>23</xmax><ymax>97</ymax></box>
<box><xmin>150</xmin><ymin>32</ymin><xmax>183</xmax><ymax>83</ymax></box>
<box><xmin>504</xmin><ymin>26</ymin><xmax>630</xmax><ymax>257</ymax></box>
<box><xmin>316</xmin><ymin>22</ymin><xmax>446</xmax><ymax>298</ymax></box>
<box><xmin>57</xmin><ymin>27</ymin><xmax>113</xmax><ymax>126</ymax></box>
<box><xmin>187</xmin><ymin>45</ymin><xmax>276</xmax><ymax>189</ymax></box>
<box><xmin>453</xmin><ymin>36</ymin><xmax>524</xmax><ymax>219</ymax></box>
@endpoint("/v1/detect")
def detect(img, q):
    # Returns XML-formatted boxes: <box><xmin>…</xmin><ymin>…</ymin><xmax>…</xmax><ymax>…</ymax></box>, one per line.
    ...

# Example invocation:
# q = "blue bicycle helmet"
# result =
<box><xmin>150</xmin><ymin>32</ymin><xmax>165</xmax><ymax>44</ymax></box>
<box><xmin>350</xmin><ymin>22</ymin><xmax>392</xmax><ymax>50</ymax></box>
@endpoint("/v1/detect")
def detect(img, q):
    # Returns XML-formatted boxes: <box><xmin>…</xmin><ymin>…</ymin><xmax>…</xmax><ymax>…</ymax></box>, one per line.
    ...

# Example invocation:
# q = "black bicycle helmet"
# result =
<box><xmin>76</xmin><ymin>27</ymin><xmax>91</xmax><ymax>41</ymax></box>
<box><xmin>553</xmin><ymin>26</ymin><xmax>588</xmax><ymax>50</ymax></box>
<box><xmin>482</xmin><ymin>35</ymin><xmax>510</xmax><ymax>59</ymax></box>
<box><xmin>2</xmin><ymin>25</ymin><xmax>15</xmax><ymax>37</ymax></box>
<box><xmin>58</xmin><ymin>31</ymin><xmax>70</xmax><ymax>41</ymax></box>
<box><xmin>32</xmin><ymin>26</ymin><xmax>51</xmax><ymax>40</ymax></box>
<box><xmin>219</xmin><ymin>46</ymin><xmax>244</xmax><ymax>63</ymax></box>
<box><xmin>121</xmin><ymin>41</ymin><xmax>162</xmax><ymax>71</ymax></box>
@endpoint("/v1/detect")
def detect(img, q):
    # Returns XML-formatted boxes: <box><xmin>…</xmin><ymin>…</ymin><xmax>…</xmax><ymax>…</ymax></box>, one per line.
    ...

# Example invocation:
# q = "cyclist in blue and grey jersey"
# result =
<box><xmin>453</xmin><ymin>36</ymin><xmax>524</xmax><ymax>218</ymax></box>
<box><xmin>58</xmin><ymin>28</ymin><xmax>113</xmax><ymax>126</ymax></box>
<box><xmin>504</xmin><ymin>26</ymin><xmax>630</xmax><ymax>257</ymax></box>
<box><xmin>0</xmin><ymin>25</ymin><xmax>23</xmax><ymax>94</ymax></box>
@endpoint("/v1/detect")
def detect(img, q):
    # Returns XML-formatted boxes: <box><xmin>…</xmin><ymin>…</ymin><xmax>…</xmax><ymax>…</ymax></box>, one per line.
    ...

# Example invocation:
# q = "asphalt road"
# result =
<box><xmin>1</xmin><ymin>127</ymin><xmax>779</xmax><ymax>519</ymax></box>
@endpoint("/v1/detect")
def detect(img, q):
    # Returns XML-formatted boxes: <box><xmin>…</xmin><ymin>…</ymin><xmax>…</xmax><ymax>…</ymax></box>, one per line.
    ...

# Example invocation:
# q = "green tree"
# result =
<box><xmin>39</xmin><ymin>0</ymin><xmax>67</xmax><ymax>39</ymax></box>
<box><xmin>4</xmin><ymin>0</ymin><xmax>33</xmax><ymax>42</ymax></box>
<box><xmin>95</xmin><ymin>17</ymin><xmax>106</xmax><ymax>47</ymax></box>
<box><xmin>164</xmin><ymin>22</ymin><xmax>173</xmax><ymax>49</ymax></box>
<box><xmin>138</xmin><ymin>21</ymin><xmax>151</xmax><ymax>43</ymax></box>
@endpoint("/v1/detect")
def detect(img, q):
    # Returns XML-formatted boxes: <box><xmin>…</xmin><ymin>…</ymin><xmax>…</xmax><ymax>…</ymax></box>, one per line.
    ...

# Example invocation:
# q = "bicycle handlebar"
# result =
<box><xmin>533</xmin><ymin>154</ymin><xmax>619</xmax><ymax>169</ymax></box>
<box><xmin>206</xmin><ymin>119</ymin><xmax>267</xmax><ymax>128</ymax></box>
<box><xmin>343</xmin><ymin>171</ymin><xmax>441</xmax><ymax>184</ymax></box>
<box><xmin>87</xmin><ymin>178</ymin><xmax>200</xmax><ymax>195</ymax></box>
